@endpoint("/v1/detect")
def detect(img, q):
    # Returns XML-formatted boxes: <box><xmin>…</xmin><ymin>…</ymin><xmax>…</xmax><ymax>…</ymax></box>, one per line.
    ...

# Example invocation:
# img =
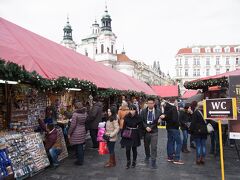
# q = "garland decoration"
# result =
<box><xmin>0</xmin><ymin>59</ymin><xmax>97</xmax><ymax>92</ymax></box>
<box><xmin>184</xmin><ymin>77</ymin><xmax>229</xmax><ymax>90</ymax></box>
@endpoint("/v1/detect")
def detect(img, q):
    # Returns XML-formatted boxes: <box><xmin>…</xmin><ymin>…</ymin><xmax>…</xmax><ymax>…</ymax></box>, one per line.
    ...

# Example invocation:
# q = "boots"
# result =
<box><xmin>131</xmin><ymin>161</ymin><xmax>136</xmax><ymax>168</ymax></box>
<box><xmin>126</xmin><ymin>160</ymin><xmax>131</xmax><ymax>169</ymax></box>
<box><xmin>196</xmin><ymin>158</ymin><xmax>201</xmax><ymax>165</ymax></box>
<box><xmin>104</xmin><ymin>154</ymin><xmax>115</xmax><ymax>168</ymax></box>
<box><xmin>200</xmin><ymin>157</ymin><xmax>205</xmax><ymax>165</ymax></box>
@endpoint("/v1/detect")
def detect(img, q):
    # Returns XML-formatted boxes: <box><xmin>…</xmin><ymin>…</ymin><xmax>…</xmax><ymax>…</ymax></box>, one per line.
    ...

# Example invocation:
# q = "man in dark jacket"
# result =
<box><xmin>141</xmin><ymin>97</ymin><xmax>161</xmax><ymax>169</ymax></box>
<box><xmin>38</xmin><ymin>119</ymin><xmax>61</xmax><ymax>167</ymax></box>
<box><xmin>160</xmin><ymin>101</ymin><xmax>184</xmax><ymax>165</ymax></box>
<box><xmin>86</xmin><ymin>98</ymin><xmax>103</xmax><ymax>148</ymax></box>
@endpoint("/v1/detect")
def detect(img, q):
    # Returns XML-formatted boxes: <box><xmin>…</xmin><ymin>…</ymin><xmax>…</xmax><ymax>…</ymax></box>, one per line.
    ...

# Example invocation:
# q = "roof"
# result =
<box><xmin>117</xmin><ymin>54</ymin><xmax>132</xmax><ymax>62</ymax></box>
<box><xmin>192</xmin><ymin>68</ymin><xmax>240</xmax><ymax>82</ymax></box>
<box><xmin>151</xmin><ymin>85</ymin><xmax>179</xmax><ymax>98</ymax></box>
<box><xmin>0</xmin><ymin>17</ymin><xmax>156</xmax><ymax>95</ymax></box>
<box><xmin>182</xmin><ymin>90</ymin><xmax>200</xmax><ymax>99</ymax></box>
<box><xmin>177</xmin><ymin>46</ymin><xmax>239</xmax><ymax>55</ymax></box>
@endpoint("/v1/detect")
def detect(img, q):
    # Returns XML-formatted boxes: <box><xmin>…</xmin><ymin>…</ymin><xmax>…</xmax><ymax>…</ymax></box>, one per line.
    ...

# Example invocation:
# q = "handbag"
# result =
<box><xmin>102</xmin><ymin>134</ymin><xmax>110</xmax><ymax>141</ymax></box>
<box><xmin>122</xmin><ymin>129</ymin><xmax>132</xmax><ymax>138</ymax></box>
<box><xmin>207</xmin><ymin>123</ymin><xmax>214</xmax><ymax>133</ymax></box>
<box><xmin>98</xmin><ymin>141</ymin><xmax>109</xmax><ymax>155</ymax></box>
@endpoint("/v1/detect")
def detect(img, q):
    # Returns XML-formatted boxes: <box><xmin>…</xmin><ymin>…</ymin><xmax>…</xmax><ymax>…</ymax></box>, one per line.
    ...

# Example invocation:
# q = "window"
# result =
<box><xmin>206</xmin><ymin>57</ymin><xmax>210</xmax><ymax>65</ymax></box>
<box><xmin>216</xmin><ymin>56</ymin><xmax>220</xmax><ymax>65</ymax></box>
<box><xmin>214</xmin><ymin>48</ymin><xmax>220</xmax><ymax>53</ymax></box>
<box><xmin>206</xmin><ymin>48</ymin><xmax>211</xmax><ymax>53</ymax></box>
<box><xmin>236</xmin><ymin>48</ymin><xmax>240</xmax><ymax>53</ymax></box>
<box><xmin>226</xmin><ymin>57</ymin><xmax>229</xmax><ymax>65</ymax></box>
<box><xmin>179</xmin><ymin>58</ymin><xmax>182</xmax><ymax>65</ymax></box>
<box><xmin>197</xmin><ymin>58</ymin><xmax>200</xmax><ymax>65</ymax></box>
<box><xmin>176</xmin><ymin>59</ymin><xmax>178</xmax><ymax>65</ymax></box>
<box><xmin>216</xmin><ymin>69</ymin><xmax>220</xmax><ymax>75</ymax></box>
<box><xmin>111</xmin><ymin>45</ymin><xmax>113</xmax><ymax>54</ymax></box>
<box><xmin>206</xmin><ymin>69</ymin><xmax>210</xmax><ymax>76</ymax></box>
<box><xmin>185</xmin><ymin>69</ymin><xmax>188</xmax><ymax>76</ymax></box>
<box><xmin>236</xmin><ymin>58</ymin><xmax>239</xmax><ymax>65</ymax></box>
<box><xmin>185</xmin><ymin>58</ymin><xmax>188</xmax><ymax>65</ymax></box>
<box><xmin>85</xmin><ymin>51</ymin><xmax>88</xmax><ymax>56</ymax></box>
<box><xmin>95</xmin><ymin>48</ymin><xmax>98</xmax><ymax>54</ymax></box>
<box><xmin>193</xmin><ymin>48</ymin><xmax>200</xmax><ymax>53</ymax></box>
<box><xmin>226</xmin><ymin>68</ymin><xmax>230</xmax><ymax>72</ymax></box>
<box><xmin>193</xmin><ymin>69</ymin><xmax>196</xmax><ymax>76</ymax></box>
<box><xmin>101</xmin><ymin>44</ymin><xmax>104</xmax><ymax>53</ymax></box>
<box><xmin>225</xmin><ymin>48</ymin><xmax>230</xmax><ymax>53</ymax></box>
<box><xmin>193</xmin><ymin>58</ymin><xmax>197</xmax><ymax>65</ymax></box>
<box><xmin>197</xmin><ymin>69</ymin><xmax>200</xmax><ymax>76</ymax></box>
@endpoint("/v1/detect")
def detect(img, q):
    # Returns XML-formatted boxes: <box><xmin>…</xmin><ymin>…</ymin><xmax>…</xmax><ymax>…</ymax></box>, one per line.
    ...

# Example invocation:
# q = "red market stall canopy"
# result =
<box><xmin>184</xmin><ymin>69</ymin><xmax>240</xmax><ymax>90</ymax></box>
<box><xmin>182</xmin><ymin>90</ymin><xmax>200</xmax><ymax>99</ymax></box>
<box><xmin>0</xmin><ymin>17</ymin><xmax>156</xmax><ymax>95</ymax></box>
<box><xmin>151</xmin><ymin>85</ymin><xmax>179</xmax><ymax>98</ymax></box>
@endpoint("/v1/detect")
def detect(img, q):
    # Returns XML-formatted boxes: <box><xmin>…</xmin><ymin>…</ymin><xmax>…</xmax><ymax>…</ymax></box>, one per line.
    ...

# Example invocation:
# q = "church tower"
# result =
<box><xmin>60</xmin><ymin>17</ymin><xmax>77</xmax><ymax>51</ymax></box>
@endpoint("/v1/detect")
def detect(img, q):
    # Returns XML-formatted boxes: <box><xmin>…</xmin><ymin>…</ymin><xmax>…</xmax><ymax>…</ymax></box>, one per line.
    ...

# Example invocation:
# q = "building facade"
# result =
<box><xmin>175</xmin><ymin>45</ymin><xmax>240</xmax><ymax>93</ymax></box>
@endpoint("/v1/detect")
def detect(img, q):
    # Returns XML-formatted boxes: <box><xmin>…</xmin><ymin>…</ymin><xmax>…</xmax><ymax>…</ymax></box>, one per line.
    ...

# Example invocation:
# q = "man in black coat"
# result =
<box><xmin>86</xmin><ymin>97</ymin><xmax>103</xmax><ymax>148</ymax></box>
<box><xmin>141</xmin><ymin>97</ymin><xmax>161</xmax><ymax>169</ymax></box>
<box><xmin>160</xmin><ymin>101</ymin><xmax>184</xmax><ymax>165</ymax></box>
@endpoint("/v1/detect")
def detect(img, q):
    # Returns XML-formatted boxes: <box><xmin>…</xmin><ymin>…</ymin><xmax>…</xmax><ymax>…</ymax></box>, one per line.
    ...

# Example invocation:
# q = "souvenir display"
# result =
<box><xmin>25</xmin><ymin>133</ymin><xmax>50</xmax><ymax>173</ymax></box>
<box><xmin>4</xmin><ymin>133</ymin><xmax>35</xmax><ymax>179</ymax></box>
<box><xmin>56</xmin><ymin>127</ymin><xmax>68</xmax><ymax>161</ymax></box>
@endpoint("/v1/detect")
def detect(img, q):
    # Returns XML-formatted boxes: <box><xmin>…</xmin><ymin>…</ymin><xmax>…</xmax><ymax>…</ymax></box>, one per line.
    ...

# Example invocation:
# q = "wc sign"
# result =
<box><xmin>203</xmin><ymin>98</ymin><xmax>237</xmax><ymax>120</ymax></box>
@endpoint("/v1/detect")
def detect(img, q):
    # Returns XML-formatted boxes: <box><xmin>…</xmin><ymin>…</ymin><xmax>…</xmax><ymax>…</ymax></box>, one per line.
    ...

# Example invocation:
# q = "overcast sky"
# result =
<box><xmin>1</xmin><ymin>0</ymin><xmax>240</xmax><ymax>76</ymax></box>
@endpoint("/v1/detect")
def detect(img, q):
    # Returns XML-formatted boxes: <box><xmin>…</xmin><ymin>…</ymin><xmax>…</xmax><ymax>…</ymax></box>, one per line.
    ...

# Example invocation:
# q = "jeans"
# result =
<box><xmin>90</xmin><ymin>129</ymin><xmax>99</xmax><ymax>148</ymax></box>
<box><xmin>107</xmin><ymin>141</ymin><xmax>116</xmax><ymax>155</ymax></box>
<box><xmin>75</xmin><ymin>143</ymin><xmax>84</xmax><ymax>164</ymax></box>
<box><xmin>195</xmin><ymin>138</ymin><xmax>206</xmax><ymax>159</ymax></box>
<box><xmin>167</xmin><ymin>129</ymin><xmax>182</xmax><ymax>161</ymax></box>
<box><xmin>182</xmin><ymin>130</ymin><xmax>188</xmax><ymax>149</ymax></box>
<box><xmin>144</xmin><ymin>132</ymin><xmax>158</xmax><ymax>160</ymax></box>
<box><xmin>49</xmin><ymin>148</ymin><xmax>61</xmax><ymax>166</ymax></box>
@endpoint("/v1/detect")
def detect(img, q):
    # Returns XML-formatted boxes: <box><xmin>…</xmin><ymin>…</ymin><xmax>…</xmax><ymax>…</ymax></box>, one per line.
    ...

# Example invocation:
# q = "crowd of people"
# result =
<box><xmin>37</xmin><ymin>95</ymin><xmax>226</xmax><ymax>170</ymax></box>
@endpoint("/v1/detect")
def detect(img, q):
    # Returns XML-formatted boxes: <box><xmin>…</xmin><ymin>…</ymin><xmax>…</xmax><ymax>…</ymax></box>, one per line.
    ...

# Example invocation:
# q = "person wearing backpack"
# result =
<box><xmin>160</xmin><ymin>101</ymin><xmax>184</xmax><ymax>165</ymax></box>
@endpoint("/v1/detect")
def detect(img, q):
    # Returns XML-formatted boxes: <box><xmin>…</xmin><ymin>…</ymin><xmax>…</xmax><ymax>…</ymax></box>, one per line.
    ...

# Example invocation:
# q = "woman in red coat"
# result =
<box><xmin>68</xmin><ymin>102</ymin><xmax>88</xmax><ymax>166</ymax></box>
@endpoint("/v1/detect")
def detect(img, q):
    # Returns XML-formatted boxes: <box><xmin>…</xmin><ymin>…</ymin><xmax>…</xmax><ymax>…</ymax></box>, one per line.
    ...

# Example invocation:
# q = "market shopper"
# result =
<box><xmin>189</xmin><ymin>101</ymin><xmax>208</xmax><ymax>165</ymax></box>
<box><xmin>103</xmin><ymin>107</ymin><xmax>120</xmax><ymax>168</ymax></box>
<box><xmin>68</xmin><ymin>102</ymin><xmax>88</xmax><ymax>166</ymax></box>
<box><xmin>86</xmin><ymin>97</ymin><xmax>103</xmax><ymax>148</ymax></box>
<box><xmin>141</xmin><ymin>97</ymin><xmax>161</xmax><ymax>169</ymax></box>
<box><xmin>160</xmin><ymin>101</ymin><xmax>184</xmax><ymax>165</ymax></box>
<box><xmin>38</xmin><ymin>119</ymin><xmax>61</xmax><ymax>167</ymax></box>
<box><xmin>120</xmin><ymin>105</ymin><xmax>142</xmax><ymax>169</ymax></box>
<box><xmin>118</xmin><ymin>100</ymin><xmax>129</xmax><ymax>130</ymax></box>
<box><xmin>179</xmin><ymin>103</ymin><xmax>192</xmax><ymax>153</ymax></box>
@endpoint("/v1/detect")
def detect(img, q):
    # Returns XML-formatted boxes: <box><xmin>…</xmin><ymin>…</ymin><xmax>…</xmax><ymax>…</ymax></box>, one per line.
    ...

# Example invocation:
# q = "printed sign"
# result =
<box><xmin>203</xmin><ymin>98</ymin><xmax>237</xmax><ymax>120</ymax></box>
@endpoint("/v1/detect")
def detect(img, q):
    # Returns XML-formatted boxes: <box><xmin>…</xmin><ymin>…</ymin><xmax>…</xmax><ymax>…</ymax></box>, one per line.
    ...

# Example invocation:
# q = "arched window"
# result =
<box><xmin>101</xmin><ymin>44</ymin><xmax>104</xmax><ymax>53</ymax></box>
<box><xmin>95</xmin><ymin>48</ymin><xmax>98</xmax><ymax>54</ymax></box>
<box><xmin>111</xmin><ymin>45</ymin><xmax>113</xmax><ymax>54</ymax></box>
<box><xmin>107</xmin><ymin>47</ymin><xmax>109</xmax><ymax>53</ymax></box>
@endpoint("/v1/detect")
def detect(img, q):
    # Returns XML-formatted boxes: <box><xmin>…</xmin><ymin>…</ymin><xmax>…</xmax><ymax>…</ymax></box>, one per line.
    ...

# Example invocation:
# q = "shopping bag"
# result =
<box><xmin>98</xmin><ymin>141</ymin><xmax>109</xmax><ymax>155</ymax></box>
<box><xmin>97</xmin><ymin>127</ymin><xmax>105</xmax><ymax>142</ymax></box>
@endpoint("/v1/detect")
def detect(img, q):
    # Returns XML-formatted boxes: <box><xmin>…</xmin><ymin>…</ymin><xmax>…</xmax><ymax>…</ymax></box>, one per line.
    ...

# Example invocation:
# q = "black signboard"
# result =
<box><xmin>228</xmin><ymin>76</ymin><xmax>240</xmax><ymax>136</ymax></box>
<box><xmin>203</xmin><ymin>98</ymin><xmax>237</xmax><ymax>120</ymax></box>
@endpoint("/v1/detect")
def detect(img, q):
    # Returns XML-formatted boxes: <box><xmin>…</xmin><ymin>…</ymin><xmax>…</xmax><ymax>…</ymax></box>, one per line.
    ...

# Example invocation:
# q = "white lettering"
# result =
<box><xmin>221</xmin><ymin>102</ymin><xmax>227</xmax><ymax>109</ymax></box>
<box><xmin>211</xmin><ymin>102</ymin><xmax>221</xmax><ymax>110</ymax></box>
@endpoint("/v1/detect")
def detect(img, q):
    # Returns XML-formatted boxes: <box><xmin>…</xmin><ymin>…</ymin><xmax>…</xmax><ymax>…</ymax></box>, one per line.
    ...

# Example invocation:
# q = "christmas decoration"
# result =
<box><xmin>184</xmin><ymin>77</ymin><xmax>229</xmax><ymax>90</ymax></box>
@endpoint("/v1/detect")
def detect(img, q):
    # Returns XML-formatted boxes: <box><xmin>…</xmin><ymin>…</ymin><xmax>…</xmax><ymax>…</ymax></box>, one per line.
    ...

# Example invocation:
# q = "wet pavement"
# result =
<box><xmin>30</xmin><ymin>129</ymin><xmax>240</xmax><ymax>180</ymax></box>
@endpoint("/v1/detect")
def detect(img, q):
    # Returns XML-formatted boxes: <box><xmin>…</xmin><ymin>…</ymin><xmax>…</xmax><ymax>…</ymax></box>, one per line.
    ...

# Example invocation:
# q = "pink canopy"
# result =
<box><xmin>151</xmin><ymin>85</ymin><xmax>179</xmax><ymax>98</ymax></box>
<box><xmin>0</xmin><ymin>17</ymin><xmax>156</xmax><ymax>95</ymax></box>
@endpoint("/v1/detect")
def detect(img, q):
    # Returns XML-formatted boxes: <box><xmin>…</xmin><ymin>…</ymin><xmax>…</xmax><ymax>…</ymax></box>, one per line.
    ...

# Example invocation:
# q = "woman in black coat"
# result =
<box><xmin>189</xmin><ymin>102</ymin><xmax>208</xmax><ymax>165</ymax></box>
<box><xmin>120</xmin><ymin>105</ymin><xmax>142</xmax><ymax>169</ymax></box>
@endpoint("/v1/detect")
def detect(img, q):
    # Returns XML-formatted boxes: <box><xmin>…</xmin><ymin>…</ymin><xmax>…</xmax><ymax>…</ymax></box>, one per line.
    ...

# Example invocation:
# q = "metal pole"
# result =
<box><xmin>218</xmin><ymin>120</ymin><xmax>225</xmax><ymax>180</ymax></box>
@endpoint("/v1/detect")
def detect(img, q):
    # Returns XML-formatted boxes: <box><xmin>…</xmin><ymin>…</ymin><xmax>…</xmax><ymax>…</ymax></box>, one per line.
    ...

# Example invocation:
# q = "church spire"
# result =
<box><xmin>101</xmin><ymin>5</ymin><xmax>112</xmax><ymax>32</ymax></box>
<box><xmin>63</xmin><ymin>16</ymin><xmax>73</xmax><ymax>40</ymax></box>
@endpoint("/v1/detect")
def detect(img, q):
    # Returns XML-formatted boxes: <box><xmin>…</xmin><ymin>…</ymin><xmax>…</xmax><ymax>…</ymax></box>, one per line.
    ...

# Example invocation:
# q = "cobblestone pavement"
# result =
<box><xmin>30</xmin><ymin>129</ymin><xmax>240</xmax><ymax>180</ymax></box>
